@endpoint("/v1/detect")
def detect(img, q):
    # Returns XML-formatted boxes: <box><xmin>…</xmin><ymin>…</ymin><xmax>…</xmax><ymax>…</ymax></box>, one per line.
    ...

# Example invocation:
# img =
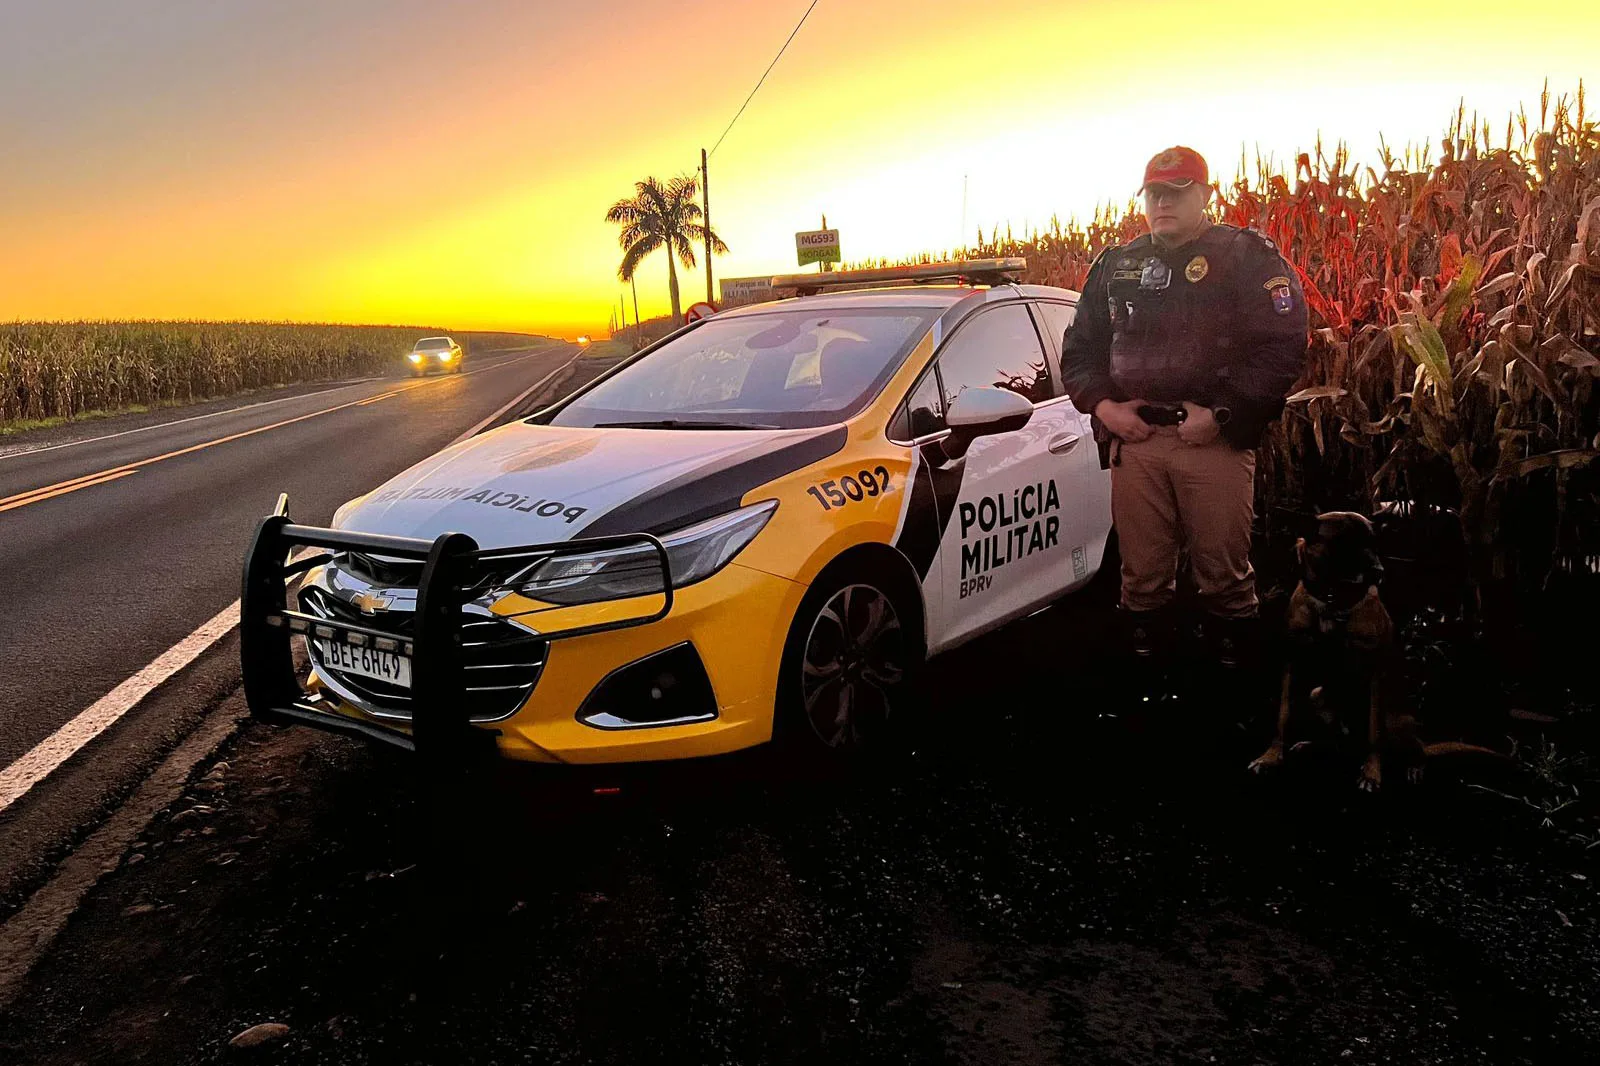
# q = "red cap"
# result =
<box><xmin>1139</xmin><ymin>146</ymin><xmax>1209</xmax><ymax>193</ymax></box>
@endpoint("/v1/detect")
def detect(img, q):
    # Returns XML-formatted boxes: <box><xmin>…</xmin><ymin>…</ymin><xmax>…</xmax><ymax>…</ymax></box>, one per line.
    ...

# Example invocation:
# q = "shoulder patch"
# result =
<box><xmin>1263</xmin><ymin>275</ymin><xmax>1291</xmax><ymax>290</ymax></box>
<box><xmin>1235</xmin><ymin>227</ymin><xmax>1278</xmax><ymax>252</ymax></box>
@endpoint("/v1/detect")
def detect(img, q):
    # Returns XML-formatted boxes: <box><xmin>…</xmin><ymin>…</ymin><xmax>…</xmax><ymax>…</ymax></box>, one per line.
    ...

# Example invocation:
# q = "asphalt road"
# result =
<box><xmin>0</xmin><ymin>344</ymin><xmax>575</xmax><ymax>910</ymax></box>
<box><xmin>0</xmin><ymin>600</ymin><xmax>1596</xmax><ymax>1066</ymax></box>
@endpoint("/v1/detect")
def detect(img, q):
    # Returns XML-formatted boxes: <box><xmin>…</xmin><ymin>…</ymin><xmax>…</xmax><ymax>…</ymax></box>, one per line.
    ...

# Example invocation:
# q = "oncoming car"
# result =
<box><xmin>241</xmin><ymin>258</ymin><xmax>1113</xmax><ymax>765</ymax></box>
<box><xmin>408</xmin><ymin>336</ymin><xmax>463</xmax><ymax>375</ymax></box>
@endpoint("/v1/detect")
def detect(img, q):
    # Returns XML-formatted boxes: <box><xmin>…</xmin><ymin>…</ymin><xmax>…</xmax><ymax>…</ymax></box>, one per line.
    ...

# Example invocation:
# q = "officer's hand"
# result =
<box><xmin>1178</xmin><ymin>402</ymin><xmax>1221</xmax><ymax>446</ymax></box>
<box><xmin>1094</xmin><ymin>398</ymin><xmax>1153</xmax><ymax>443</ymax></box>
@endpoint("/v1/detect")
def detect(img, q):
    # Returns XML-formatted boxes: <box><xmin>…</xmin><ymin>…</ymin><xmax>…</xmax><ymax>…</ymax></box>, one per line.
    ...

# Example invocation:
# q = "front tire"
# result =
<box><xmin>775</xmin><ymin>562</ymin><xmax>920</xmax><ymax>756</ymax></box>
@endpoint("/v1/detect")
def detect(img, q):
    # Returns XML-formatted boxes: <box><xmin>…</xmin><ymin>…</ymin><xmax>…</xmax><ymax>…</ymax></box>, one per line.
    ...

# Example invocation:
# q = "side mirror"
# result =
<box><xmin>940</xmin><ymin>387</ymin><xmax>1033</xmax><ymax>460</ymax></box>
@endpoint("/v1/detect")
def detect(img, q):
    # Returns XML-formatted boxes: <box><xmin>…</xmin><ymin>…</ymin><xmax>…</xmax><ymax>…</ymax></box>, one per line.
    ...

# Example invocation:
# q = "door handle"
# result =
<box><xmin>1048</xmin><ymin>432</ymin><xmax>1081</xmax><ymax>454</ymax></box>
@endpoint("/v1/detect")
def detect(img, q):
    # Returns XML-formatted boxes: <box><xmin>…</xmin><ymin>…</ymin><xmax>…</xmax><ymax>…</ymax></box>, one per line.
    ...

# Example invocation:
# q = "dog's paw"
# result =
<box><xmin>1248</xmin><ymin>745</ymin><xmax>1285</xmax><ymax>774</ymax></box>
<box><xmin>1407</xmin><ymin>765</ymin><xmax>1424</xmax><ymax>786</ymax></box>
<box><xmin>1357</xmin><ymin>758</ymin><xmax>1383</xmax><ymax>792</ymax></box>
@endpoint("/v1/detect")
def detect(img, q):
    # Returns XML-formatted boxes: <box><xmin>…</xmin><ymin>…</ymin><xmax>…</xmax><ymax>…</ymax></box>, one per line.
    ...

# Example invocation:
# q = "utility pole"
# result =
<box><xmin>631</xmin><ymin>275</ymin><xmax>641</xmax><ymax>352</ymax></box>
<box><xmin>701</xmin><ymin>147</ymin><xmax>714</xmax><ymax>305</ymax></box>
<box><xmin>961</xmin><ymin>174</ymin><xmax>968</xmax><ymax>256</ymax></box>
<box><xmin>820</xmin><ymin>212</ymin><xmax>829</xmax><ymax>273</ymax></box>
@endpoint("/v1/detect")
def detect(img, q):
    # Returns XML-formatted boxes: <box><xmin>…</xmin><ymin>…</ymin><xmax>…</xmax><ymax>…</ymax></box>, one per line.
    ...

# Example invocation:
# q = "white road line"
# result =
<box><xmin>0</xmin><ymin>601</ymin><xmax>241</xmax><ymax>813</ymax></box>
<box><xmin>0</xmin><ymin>380</ymin><xmax>374</xmax><ymax>461</ymax></box>
<box><xmin>0</xmin><ymin>344</ymin><xmax>560</xmax><ymax>463</ymax></box>
<box><xmin>0</xmin><ymin>344</ymin><xmax>577</xmax><ymax>813</ymax></box>
<box><xmin>449</xmin><ymin>355</ymin><xmax>578</xmax><ymax>445</ymax></box>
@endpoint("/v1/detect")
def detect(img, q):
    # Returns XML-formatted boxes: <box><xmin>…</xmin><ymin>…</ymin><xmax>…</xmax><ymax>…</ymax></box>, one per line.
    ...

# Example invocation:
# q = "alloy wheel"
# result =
<box><xmin>800</xmin><ymin>583</ymin><xmax>905</xmax><ymax>748</ymax></box>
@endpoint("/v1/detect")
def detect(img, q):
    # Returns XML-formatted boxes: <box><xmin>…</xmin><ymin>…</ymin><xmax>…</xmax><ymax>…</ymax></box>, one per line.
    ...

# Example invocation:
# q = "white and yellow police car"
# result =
<box><xmin>241</xmin><ymin>259</ymin><xmax>1112</xmax><ymax>763</ymax></box>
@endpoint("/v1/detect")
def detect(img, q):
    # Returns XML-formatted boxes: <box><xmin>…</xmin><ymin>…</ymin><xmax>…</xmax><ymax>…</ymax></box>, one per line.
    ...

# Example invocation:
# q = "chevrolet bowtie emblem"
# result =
<box><xmin>350</xmin><ymin>590</ymin><xmax>394</xmax><ymax>614</ymax></box>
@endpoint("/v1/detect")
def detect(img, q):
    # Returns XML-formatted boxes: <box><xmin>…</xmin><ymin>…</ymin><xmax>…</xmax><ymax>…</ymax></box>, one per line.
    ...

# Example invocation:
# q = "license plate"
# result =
<box><xmin>318</xmin><ymin>639</ymin><xmax>412</xmax><ymax>688</ymax></box>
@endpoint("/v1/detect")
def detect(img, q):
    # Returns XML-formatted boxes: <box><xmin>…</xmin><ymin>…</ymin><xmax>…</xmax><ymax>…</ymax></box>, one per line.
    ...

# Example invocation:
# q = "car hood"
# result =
<box><xmin>333</xmin><ymin>420</ymin><xmax>846</xmax><ymax>549</ymax></box>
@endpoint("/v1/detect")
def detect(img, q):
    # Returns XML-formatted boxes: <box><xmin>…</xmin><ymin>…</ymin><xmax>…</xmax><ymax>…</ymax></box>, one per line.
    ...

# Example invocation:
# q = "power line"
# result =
<box><xmin>708</xmin><ymin>0</ymin><xmax>821</xmax><ymax>158</ymax></box>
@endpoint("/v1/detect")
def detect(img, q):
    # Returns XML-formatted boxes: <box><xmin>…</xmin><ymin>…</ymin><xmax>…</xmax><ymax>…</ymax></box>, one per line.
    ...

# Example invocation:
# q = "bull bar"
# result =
<box><xmin>240</xmin><ymin>501</ymin><xmax>673</xmax><ymax>759</ymax></box>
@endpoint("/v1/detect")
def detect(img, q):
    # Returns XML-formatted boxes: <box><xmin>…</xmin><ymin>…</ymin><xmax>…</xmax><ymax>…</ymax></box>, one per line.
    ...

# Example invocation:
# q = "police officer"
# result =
<box><xmin>1061</xmin><ymin>146</ymin><xmax>1308</xmax><ymax>691</ymax></box>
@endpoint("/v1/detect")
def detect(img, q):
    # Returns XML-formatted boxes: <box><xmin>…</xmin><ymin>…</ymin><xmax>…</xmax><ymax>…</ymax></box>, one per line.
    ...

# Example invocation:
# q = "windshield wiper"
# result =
<box><xmin>594</xmin><ymin>419</ymin><xmax>781</xmax><ymax>430</ymax></box>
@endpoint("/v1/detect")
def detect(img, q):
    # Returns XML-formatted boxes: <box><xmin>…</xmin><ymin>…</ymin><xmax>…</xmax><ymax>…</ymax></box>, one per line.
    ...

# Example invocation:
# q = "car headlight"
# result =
<box><xmin>408</xmin><ymin>353</ymin><xmax>423</xmax><ymax>362</ymax></box>
<box><xmin>505</xmin><ymin>500</ymin><xmax>777</xmax><ymax>606</ymax></box>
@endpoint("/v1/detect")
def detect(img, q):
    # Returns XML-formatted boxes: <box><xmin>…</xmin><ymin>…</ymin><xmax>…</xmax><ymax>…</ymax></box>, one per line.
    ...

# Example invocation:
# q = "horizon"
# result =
<box><xmin>2</xmin><ymin>1</ymin><xmax>1595</xmax><ymax>335</ymax></box>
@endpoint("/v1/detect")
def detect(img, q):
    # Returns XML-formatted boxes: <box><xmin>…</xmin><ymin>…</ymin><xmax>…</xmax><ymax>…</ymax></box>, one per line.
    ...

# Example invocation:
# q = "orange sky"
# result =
<box><xmin>2</xmin><ymin>0</ymin><xmax>1595</xmax><ymax>336</ymax></box>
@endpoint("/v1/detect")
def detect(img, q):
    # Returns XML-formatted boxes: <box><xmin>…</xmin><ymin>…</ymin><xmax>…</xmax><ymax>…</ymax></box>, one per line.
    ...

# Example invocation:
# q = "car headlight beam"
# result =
<box><xmin>504</xmin><ymin>500</ymin><xmax>778</xmax><ymax>607</ymax></box>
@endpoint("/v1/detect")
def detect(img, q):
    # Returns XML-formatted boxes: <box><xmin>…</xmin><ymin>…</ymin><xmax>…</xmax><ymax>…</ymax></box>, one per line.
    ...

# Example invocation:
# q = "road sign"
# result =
<box><xmin>795</xmin><ymin>228</ymin><xmax>840</xmax><ymax>266</ymax></box>
<box><xmin>684</xmin><ymin>300</ymin><xmax>718</xmax><ymax>324</ymax></box>
<box><xmin>719</xmin><ymin>276</ymin><xmax>774</xmax><ymax>308</ymax></box>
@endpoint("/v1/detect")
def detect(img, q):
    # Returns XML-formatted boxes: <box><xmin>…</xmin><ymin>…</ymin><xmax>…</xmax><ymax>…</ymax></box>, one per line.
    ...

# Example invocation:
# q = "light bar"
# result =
<box><xmin>770</xmin><ymin>257</ymin><xmax>1026</xmax><ymax>295</ymax></box>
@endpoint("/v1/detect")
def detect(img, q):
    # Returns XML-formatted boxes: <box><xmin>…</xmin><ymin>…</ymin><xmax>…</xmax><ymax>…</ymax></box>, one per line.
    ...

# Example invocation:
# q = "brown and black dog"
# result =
<box><xmin>1248</xmin><ymin>511</ymin><xmax>1500</xmax><ymax>790</ymax></box>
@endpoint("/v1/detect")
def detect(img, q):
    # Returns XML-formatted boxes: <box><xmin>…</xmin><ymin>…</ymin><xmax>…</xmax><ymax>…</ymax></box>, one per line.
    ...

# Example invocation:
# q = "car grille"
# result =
<box><xmin>341</xmin><ymin>552</ymin><xmax>426</xmax><ymax>587</ymax></box>
<box><xmin>298</xmin><ymin>584</ymin><xmax>547</xmax><ymax>723</ymax></box>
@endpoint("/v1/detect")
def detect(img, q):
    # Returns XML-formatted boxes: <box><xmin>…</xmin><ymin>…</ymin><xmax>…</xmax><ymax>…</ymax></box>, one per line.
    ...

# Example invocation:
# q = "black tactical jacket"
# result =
<box><xmin>1060</xmin><ymin>223</ymin><xmax>1309</xmax><ymax>449</ymax></box>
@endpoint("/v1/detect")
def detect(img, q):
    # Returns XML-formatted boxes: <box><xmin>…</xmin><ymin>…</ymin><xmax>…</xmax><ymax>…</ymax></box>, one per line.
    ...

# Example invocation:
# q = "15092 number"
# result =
<box><xmin>806</xmin><ymin>467</ymin><xmax>893</xmax><ymax>510</ymax></box>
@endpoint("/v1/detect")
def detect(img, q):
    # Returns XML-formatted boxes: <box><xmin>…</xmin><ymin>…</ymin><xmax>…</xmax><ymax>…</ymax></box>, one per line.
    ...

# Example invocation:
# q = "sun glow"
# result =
<box><xmin>0</xmin><ymin>0</ymin><xmax>1594</xmax><ymax>333</ymax></box>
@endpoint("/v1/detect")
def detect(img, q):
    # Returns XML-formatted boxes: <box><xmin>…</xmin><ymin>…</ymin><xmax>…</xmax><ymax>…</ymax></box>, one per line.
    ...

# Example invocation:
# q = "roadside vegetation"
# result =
<box><xmin>845</xmin><ymin>87</ymin><xmax>1600</xmax><ymax>840</ymax></box>
<box><xmin>0</xmin><ymin>323</ymin><xmax>551</xmax><ymax>431</ymax></box>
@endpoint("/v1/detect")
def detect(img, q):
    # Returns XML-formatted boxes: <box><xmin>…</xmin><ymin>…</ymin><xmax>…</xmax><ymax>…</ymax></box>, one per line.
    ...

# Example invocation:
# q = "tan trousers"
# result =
<box><xmin>1112</xmin><ymin>427</ymin><xmax>1258</xmax><ymax>618</ymax></box>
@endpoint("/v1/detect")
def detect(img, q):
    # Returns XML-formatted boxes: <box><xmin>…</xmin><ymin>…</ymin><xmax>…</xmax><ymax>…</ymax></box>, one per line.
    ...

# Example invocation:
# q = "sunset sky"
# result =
<box><xmin>2</xmin><ymin>1</ymin><xmax>1595</xmax><ymax>336</ymax></box>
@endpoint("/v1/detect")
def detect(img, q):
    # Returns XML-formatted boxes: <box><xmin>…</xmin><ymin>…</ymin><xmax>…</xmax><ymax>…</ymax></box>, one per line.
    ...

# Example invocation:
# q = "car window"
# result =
<box><xmin>549</xmin><ymin>307</ymin><xmax>940</xmax><ymax>430</ymax></box>
<box><xmin>1033</xmin><ymin>302</ymin><xmax>1076</xmax><ymax>357</ymax></box>
<box><xmin>416</xmin><ymin>337</ymin><xmax>451</xmax><ymax>350</ymax></box>
<box><xmin>894</xmin><ymin>368</ymin><xmax>945</xmax><ymax>440</ymax></box>
<box><xmin>935</xmin><ymin>304</ymin><xmax>1052</xmax><ymax>409</ymax></box>
<box><xmin>1028</xmin><ymin>302</ymin><xmax>1075</xmax><ymax>399</ymax></box>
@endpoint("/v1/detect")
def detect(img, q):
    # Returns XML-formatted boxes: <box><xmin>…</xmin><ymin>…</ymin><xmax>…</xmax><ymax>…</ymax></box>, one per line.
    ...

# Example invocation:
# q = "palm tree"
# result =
<box><xmin>606</xmin><ymin>175</ymin><xmax>727</xmax><ymax>323</ymax></box>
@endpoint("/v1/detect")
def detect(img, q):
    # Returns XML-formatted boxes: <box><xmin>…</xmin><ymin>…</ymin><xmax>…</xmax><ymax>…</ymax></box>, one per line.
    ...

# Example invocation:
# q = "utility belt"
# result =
<box><xmin>1090</xmin><ymin>403</ymin><xmax>1189</xmax><ymax>468</ymax></box>
<box><xmin>1135</xmin><ymin>402</ymin><xmax>1187</xmax><ymax>426</ymax></box>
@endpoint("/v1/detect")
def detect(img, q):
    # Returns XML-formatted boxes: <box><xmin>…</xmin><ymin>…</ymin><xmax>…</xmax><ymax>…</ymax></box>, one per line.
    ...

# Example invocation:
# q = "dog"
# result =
<box><xmin>1247</xmin><ymin>511</ymin><xmax>1500</xmax><ymax>790</ymax></box>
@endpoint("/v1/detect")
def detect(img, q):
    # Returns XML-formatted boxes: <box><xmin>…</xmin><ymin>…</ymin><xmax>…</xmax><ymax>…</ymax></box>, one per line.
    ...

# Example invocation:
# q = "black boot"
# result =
<box><xmin>1120</xmin><ymin>606</ymin><xmax>1182</xmax><ymax>712</ymax></box>
<box><xmin>1204</xmin><ymin>614</ymin><xmax>1260</xmax><ymax>671</ymax></box>
<box><xmin>1201</xmin><ymin>614</ymin><xmax>1268</xmax><ymax>733</ymax></box>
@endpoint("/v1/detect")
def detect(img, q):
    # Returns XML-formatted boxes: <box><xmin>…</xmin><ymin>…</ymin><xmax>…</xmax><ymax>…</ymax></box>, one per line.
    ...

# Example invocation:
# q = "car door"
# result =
<box><xmin>1030</xmin><ymin>298</ymin><xmax>1115</xmax><ymax>588</ymax></box>
<box><xmin>914</xmin><ymin>300</ymin><xmax>1088</xmax><ymax>653</ymax></box>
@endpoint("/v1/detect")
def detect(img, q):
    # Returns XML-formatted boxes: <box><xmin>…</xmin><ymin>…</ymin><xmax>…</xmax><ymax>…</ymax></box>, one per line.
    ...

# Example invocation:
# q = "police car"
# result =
<box><xmin>240</xmin><ymin>258</ymin><xmax>1112</xmax><ymax>763</ymax></box>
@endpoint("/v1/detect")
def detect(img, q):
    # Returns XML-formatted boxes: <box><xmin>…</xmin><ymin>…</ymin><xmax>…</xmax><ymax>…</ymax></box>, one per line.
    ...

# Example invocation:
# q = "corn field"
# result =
<box><xmin>0</xmin><ymin>321</ymin><xmax>446</xmax><ymax>425</ymax></box>
<box><xmin>874</xmin><ymin>89</ymin><xmax>1600</xmax><ymax>632</ymax></box>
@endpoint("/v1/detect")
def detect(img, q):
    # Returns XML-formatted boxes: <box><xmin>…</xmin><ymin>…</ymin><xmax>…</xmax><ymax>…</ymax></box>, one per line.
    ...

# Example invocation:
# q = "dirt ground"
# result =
<box><xmin>2</xmin><ymin>595</ymin><xmax>1597</xmax><ymax>1066</ymax></box>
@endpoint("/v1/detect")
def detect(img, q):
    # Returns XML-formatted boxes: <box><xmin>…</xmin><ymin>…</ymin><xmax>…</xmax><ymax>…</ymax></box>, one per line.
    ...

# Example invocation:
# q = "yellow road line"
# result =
<box><xmin>0</xmin><ymin>346</ymin><xmax>562</xmax><ymax>516</ymax></box>
<box><xmin>1</xmin><ymin>388</ymin><xmax>412</xmax><ymax>515</ymax></box>
<box><xmin>0</xmin><ymin>469</ymin><xmax>139</xmax><ymax>513</ymax></box>
<box><xmin>0</xmin><ymin>464</ymin><xmax>137</xmax><ymax>508</ymax></box>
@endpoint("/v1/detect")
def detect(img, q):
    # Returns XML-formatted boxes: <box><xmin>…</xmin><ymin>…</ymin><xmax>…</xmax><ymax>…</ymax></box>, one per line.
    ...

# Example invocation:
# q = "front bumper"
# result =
<box><xmin>241</xmin><ymin>512</ymin><xmax>805</xmax><ymax>765</ymax></box>
<box><xmin>240</xmin><ymin>513</ymin><xmax>673</xmax><ymax>760</ymax></box>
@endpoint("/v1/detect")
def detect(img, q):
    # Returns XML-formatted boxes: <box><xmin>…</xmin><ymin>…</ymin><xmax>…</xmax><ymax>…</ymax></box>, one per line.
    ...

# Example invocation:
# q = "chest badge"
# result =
<box><xmin>1185</xmin><ymin>256</ymin><xmax>1209</xmax><ymax>283</ymax></box>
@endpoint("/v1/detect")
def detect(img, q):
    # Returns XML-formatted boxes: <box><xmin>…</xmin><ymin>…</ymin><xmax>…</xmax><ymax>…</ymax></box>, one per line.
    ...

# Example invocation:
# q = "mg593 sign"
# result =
<box><xmin>795</xmin><ymin>228</ymin><xmax>840</xmax><ymax>266</ymax></box>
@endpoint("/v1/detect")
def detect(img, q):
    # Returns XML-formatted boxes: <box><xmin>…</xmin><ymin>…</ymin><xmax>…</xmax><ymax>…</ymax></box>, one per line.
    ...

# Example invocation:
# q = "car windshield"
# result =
<box><xmin>415</xmin><ymin>337</ymin><xmax>451</xmax><ymax>350</ymax></box>
<box><xmin>548</xmin><ymin>307</ymin><xmax>939</xmax><ymax>430</ymax></box>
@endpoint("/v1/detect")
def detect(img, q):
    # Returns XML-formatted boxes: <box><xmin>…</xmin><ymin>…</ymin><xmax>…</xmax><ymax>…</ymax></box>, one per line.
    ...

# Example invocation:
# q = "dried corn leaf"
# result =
<box><xmin>1508</xmin><ymin>448</ymin><xmax>1600</xmax><ymax>478</ymax></box>
<box><xmin>1475</xmin><ymin>271</ymin><xmax>1519</xmax><ymax>299</ymax></box>
<box><xmin>1286</xmin><ymin>385</ymin><xmax>1348</xmax><ymax>403</ymax></box>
